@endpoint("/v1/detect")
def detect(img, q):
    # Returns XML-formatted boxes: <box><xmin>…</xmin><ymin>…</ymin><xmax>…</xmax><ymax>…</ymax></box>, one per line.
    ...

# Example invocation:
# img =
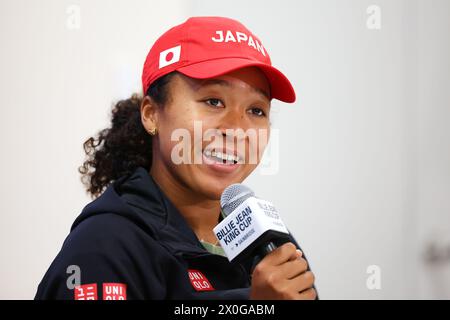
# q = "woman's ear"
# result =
<box><xmin>140</xmin><ymin>96</ymin><xmax>159</xmax><ymax>134</ymax></box>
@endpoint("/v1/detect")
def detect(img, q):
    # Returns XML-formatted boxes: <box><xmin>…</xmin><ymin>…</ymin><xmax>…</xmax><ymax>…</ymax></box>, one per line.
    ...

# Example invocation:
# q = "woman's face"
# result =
<box><xmin>148</xmin><ymin>66</ymin><xmax>271</xmax><ymax>200</ymax></box>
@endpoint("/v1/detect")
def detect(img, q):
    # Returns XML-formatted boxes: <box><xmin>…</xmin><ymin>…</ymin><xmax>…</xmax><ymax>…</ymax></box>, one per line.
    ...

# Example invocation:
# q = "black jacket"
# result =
<box><xmin>35</xmin><ymin>167</ymin><xmax>313</xmax><ymax>300</ymax></box>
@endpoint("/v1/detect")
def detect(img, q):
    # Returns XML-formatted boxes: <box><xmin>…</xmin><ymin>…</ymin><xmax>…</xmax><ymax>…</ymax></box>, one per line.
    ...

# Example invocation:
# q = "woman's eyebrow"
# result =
<box><xmin>198</xmin><ymin>79</ymin><xmax>271</xmax><ymax>101</ymax></box>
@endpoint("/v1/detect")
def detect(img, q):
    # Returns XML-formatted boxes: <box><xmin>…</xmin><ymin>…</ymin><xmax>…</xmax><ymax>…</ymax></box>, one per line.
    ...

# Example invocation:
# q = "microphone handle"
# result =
<box><xmin>257</xmin><ymin>241</ymin><xmax>277</xmax><ymax>258</ymax></box>
<box><xmin>250</xmin><ymin>241</ymin><xmax>278</xmax><ymax>274</ymax></box>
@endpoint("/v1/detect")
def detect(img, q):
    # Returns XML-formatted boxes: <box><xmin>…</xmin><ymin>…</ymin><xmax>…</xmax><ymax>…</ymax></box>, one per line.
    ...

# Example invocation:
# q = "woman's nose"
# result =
<box><xmin>217</xmin><ymin>107</ymin><xmax>248</xmax><ymax>133</ymax></box>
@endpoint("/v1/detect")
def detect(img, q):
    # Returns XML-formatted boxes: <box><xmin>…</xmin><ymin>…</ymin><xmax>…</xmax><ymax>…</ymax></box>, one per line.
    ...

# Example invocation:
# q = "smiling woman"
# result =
<box><xmin>35</xmin><ymin>16</ymin><xmax>317</xmax><ymax>300</ymax></box>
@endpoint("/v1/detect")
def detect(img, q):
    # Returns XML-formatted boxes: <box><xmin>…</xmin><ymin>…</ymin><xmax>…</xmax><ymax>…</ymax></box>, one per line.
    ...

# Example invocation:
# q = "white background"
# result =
<box><xmin>0</xmin><ymin>0</ymin><xmax>449</xmax><ymax>299</ymax></box>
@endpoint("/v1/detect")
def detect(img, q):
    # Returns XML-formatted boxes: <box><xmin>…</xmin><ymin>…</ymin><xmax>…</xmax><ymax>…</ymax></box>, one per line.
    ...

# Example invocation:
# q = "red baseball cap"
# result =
<box><xmin>142</xmin><ymin>16</ymin><xmax>296</xmax><ymax>103</ymax></box>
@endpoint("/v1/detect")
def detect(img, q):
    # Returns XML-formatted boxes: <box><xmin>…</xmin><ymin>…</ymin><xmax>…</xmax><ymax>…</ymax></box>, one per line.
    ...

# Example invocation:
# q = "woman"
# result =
<box><xmin>35</xmin><ymin>16</ymin><xmax>316</xmax><ymax>300</ymax></box>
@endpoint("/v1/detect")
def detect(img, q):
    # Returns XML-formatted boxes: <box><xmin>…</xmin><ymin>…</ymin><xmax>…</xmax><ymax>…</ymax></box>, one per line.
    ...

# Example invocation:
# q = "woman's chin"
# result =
<box><xmin>194</xmin><ymin>171</ymin><xmax>242</xmax><ymax>200</ymax></box>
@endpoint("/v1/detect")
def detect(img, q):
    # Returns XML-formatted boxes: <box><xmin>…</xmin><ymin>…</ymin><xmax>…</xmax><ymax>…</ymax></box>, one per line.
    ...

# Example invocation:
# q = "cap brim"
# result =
<box><xmin>176</xmin><ymin>58</ymin><xmax>296</xmax><ymax>103</ymax></box>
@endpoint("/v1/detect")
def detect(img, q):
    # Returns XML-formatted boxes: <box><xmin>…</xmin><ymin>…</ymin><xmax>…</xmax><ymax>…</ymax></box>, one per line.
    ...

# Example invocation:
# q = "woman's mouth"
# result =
<box><xmin>202</xmin><ymin>149</ymin><xmax>241</xmax><ymax>173</ymax></box>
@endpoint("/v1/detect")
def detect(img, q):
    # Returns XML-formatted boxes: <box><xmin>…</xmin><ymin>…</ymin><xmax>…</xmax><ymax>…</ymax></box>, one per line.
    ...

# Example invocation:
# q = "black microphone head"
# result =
<box><xmin>220</xmin><ymin>184</ymin><xmax>255</xmax><ymax>217</ymax></box>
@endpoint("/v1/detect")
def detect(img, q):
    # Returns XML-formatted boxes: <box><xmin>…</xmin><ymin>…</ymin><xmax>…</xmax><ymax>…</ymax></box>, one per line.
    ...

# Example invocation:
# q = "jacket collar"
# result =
<box><xmin>98</xmin><ymin>166</ymin><xmax>220</xmax><ymax>257</ymax></box>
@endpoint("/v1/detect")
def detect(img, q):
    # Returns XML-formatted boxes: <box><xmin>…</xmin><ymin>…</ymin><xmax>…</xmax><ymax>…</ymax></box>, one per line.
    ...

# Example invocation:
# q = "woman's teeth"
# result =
<box><xmin>204</xmin><ymin>150</ymin><xmax>239</xmax><ymax>164</ymax></box>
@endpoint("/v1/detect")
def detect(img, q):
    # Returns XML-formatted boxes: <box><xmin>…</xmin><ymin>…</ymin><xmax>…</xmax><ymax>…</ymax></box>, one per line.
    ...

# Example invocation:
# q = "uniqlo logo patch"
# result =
<box><xmin>103</xmin><ymin>283</ymin><xmax>127</xmax><ymax>300</ymax></box>
<box><xmin>74</xmin><ymin>283</ymin><xmax>98</xmax><ymax>300</ymax></box>
<box><xmin>159</xmin><ymin>45</ymin><xmax>181</xmax><ymax>69</ymax></box>
<box><xmin>188</xmin><ymin>269</ymin><xmax>215</xmax><ymax>291</ymax></box>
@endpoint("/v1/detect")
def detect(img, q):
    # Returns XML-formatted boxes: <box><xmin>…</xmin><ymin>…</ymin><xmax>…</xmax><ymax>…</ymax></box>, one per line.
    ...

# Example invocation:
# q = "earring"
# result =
<box><xmin>148</xmin><ymin>127</ymin><xmax>157</xmax><ymax>136</ymax></box>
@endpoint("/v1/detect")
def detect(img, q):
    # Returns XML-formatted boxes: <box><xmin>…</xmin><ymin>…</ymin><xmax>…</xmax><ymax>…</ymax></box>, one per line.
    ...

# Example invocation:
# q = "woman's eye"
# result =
<box><xmin>205</xmin><ymin>98</ymin><xmax>224</xmax><ymax>108</ymax></box>
<box><xmin>249</xmin><ymin>107</ymin><xmax>266</xmax><ymax>117</ymax></box>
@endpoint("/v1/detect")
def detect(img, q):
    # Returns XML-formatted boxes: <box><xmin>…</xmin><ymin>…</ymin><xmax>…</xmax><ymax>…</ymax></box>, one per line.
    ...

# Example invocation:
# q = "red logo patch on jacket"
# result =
<box><xmin>188</xmin><ymin>269</ymin><xmax>215</xmax><ymax>291</ymax></box>
<box><xmin>102</xmin><ymin>283</ymin><xmax>127</xmax><ymax>300</ymax></box>
<box><xmin>74</xmin><ymin>283</ymin><xmax>98</xmax><ymax>300</ymax></box>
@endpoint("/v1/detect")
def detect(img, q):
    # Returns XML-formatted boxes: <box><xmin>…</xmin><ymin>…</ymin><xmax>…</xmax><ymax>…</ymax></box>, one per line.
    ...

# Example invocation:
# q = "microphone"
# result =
<box><xmin>214</xmin><ymin>184</ymin><xmax>292</xmax><ymax>264</ymax></box>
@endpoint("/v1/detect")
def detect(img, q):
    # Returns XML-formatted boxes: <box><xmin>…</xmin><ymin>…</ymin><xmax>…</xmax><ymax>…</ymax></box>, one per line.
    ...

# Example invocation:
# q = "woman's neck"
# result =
<box><xmin>149</xmin><ymin>161</ymin><xmax>220</xmax><ymax>244</ymax></box>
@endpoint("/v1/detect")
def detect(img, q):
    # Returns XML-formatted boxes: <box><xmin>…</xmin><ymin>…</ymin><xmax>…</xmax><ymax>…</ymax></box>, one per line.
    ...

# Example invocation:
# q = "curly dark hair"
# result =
<box><xmin>78</xmin><ymin>72</ymin><xmax>177</xmax><ymax>198</ymax></box>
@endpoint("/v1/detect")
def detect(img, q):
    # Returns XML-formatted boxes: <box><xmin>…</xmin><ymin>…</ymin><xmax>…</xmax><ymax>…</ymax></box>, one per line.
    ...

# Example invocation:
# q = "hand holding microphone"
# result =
<box><xmin>215</xmin><ymin>184</ymin><xmax>316</xmax><ymax>300</ymax></box>
<box><xmin>250</xmin><ymin>242</ymin><xmax>316</xmax><ymax>300</ymax></box>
